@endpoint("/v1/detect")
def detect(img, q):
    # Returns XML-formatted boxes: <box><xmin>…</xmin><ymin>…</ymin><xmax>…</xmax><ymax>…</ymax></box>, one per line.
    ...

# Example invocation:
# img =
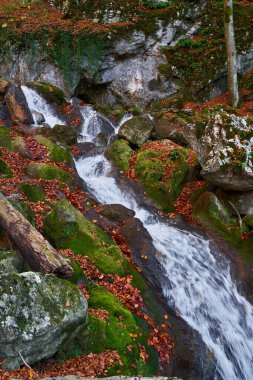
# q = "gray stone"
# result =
<box><xmin>193</xmin><ymin>112</ymin><xmax>253</xmax><ymax>191</ymax></box>
<box><xmin>0</xmin><ymin>249</ymin><xmax>23</xmax><ymax>274</ymax></box>
<box><xmin>118</xmin><ymin>116</ymin><xmax>154</xmax><ymax>146</ymax></box>
<box><xmin>32</xmin><ymin>110</ymin><xmax>45</xmax><ymax>125</ymax></box>
<box><xmin>0</xmin><ymin>272</ymin><xmax>87</xmax><ymax>370</ymax></box>
<box><xmin>222</xmin><ymin>191</ymin><xmax>253</xmax><ymax>216</ymax></box>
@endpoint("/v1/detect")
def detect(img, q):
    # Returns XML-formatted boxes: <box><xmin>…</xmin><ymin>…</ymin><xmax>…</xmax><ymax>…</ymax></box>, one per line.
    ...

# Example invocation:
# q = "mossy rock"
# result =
<box><xmin>44</xmin><ymin>200</ymin><xmax>129</xmax><ymax>276</ymax></box>
<box><xmin>0</xmin><ymin>126</ymin><xmax>13</xmax><ymax>150</ymax></box>
<box><xmin>51</xmin><ymin>124</ymin><xmax>77</xmax><ymax>146</ymax></box>
<box><xmin>35</xmin><ymin>135</ymin><xmax>72</xmax><ymax>164</ymax></box>
<box><xmin>21</xmin><ymin>182</ymin><xmax>46</xmax><ymax>202</ymax></box>
<box><xmin>26</xmin><ymin>82</ymin><xmax>66</xmax><ymax>106</ymax></box>
<box><xmin>58</xmin><ymin>284</ymin><xmax>158</xmax><ymax>376</ymax></box>
<box><xmin>107</xmin><ymin>139</ymin><xmax>133</xmax><ymax>172</ymax></box>
<box><xmin>134</xmin><ymin>141</ymin><xmax>195</xmax><ymax>211</ymax></box>
<box><xmin>10</xmin><ymin>200</ymin><xmax>36</xmax><ymax>226</ymax></box>
<box><xmin>243</xmin><ymin>214</ymin><xmax>253</xmax><ymax>229</ymax></box>
<box><xmin>118</xmin><ymin>116</ymin><xmax>154</xmax><ymax>146</ymax></box>
<box><xmin>26</xmin><ymin>162</ymin><xmax>71</xmax><ymax>183</ymax></box>
<box><xmin>12</xmin><ymin>136</ymin><xmax>30</xmax><ymax>158</ymax></box>
<box><xmin>0</xmin><ymin>159</ymin><xmax>12</xmax><ymax>178</ymax></box>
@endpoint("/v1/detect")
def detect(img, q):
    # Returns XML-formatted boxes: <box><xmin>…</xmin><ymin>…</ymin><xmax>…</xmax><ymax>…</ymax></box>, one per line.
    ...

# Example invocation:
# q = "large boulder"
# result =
<box><xmin>52</xmin><ymin>124</ymin><xmax>77</xmax><ymax>146</ymax></box>
<box><xmin>5</xmin><ymin>84</ymin><xmax>34</xmax><ymax>125</ymax></box>
<box><xmin>118</xmin><ymin>116</ymin><xmax>154</xmax><ymax>146</ymax></box>
<box><xmin>0</xmin><ymin>272</ymin><xmax>87</xmax><ymax>370</ymax></box>
<box><xmin>194</xmin><ymin>111</ymin><xmax>253</xmax><ymax>191</ymax></box>
<box><xmin>106</xmin><ymin>139</ymin><xmax>133</xmax><ymax>172</ymax></box>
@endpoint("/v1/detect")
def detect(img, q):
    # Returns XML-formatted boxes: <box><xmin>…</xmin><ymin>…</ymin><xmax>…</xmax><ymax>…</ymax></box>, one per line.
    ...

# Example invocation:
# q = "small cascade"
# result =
<box><xmin>74</xmin><ymin>106</ymin><xmax>253</xmax><ymax>380</ymax></box>
<box><xmin>21</xmin><ymin>86</ymin><xmax>66</xmax><ymax>128</ymax></box>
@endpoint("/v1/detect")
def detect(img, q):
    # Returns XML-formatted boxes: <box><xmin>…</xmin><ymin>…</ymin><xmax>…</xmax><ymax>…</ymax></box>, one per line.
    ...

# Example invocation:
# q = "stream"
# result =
<box><xmin>23</xmin><ymin>88</ymin><xmax>253</xmax><ymax>380</ymax></box>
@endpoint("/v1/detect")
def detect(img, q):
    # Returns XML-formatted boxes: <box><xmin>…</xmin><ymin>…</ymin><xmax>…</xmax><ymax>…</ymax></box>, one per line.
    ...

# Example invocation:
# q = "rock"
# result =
<box><xmin>0</xmin><ymin>159</ymin><xmax>13</xmax><ymax>178</ymax></box>
<box><xmin>26</xmin><ymin>82</ymin><xmax>66</xmax><ymax>106</ymax></box>
<box><xmin>35</xmin><ymin>135</ymin><xmax>72</xmax><ymax>164</ymax></box>
<box><xmin>43</xmin><ymin>200</ymin><xmax>131</xmax><ymax>276</ymax></box>
<box><xmin>134</xmin><ymin>139</ymin><xmax>197</xmax><ymax>211</ymax></box>
<box><xmin>32</xmin><ymin>110</ymin><xmax>45</xmax><ymax>125</ymax></box>
<box><xmin>75</xmin><ymin>142</ymin><xmax>96</xmax><ymax>156</ymax></box>
<box><xmin>26</xmin><ymin>162</ymin><xmax>71</xmax><ymax>182</ymax></box>
<box><xmin>192</xmin><ymin>191</ymin><xmax>235</xmax><ymax>229</ymax></box>
<box><xmin>12</xmin><ymin>136</ymin><xmax>33</xmax><ymax>158</ymax></box>
<box><xmin>0</xmin><ymin>125</ymin><xmax>13</xmax><ymax>150</ymax></box>
<box><xmin>98</xmin><ymin>204</ymin><xmax>135</xmax><ymax>223</ymax></box>
<box><xmin>14</xmin><ymin>377</ymin><xmax>177</xmax><ymax>380</ymax></box>
<box><xmin>5</xmin><ymin>84</ymin><xmax>34</xmax><ymax>125</ymax></box>
<box><xmin>0</xmin><ymin>272</ymin><xmax>87</xmax><ymax>370</ymax></box>
<box><xmin>219</xmin><ymin>190</ymin><xmax>253</xmax><ymax>216</ymax></box>
<box><xmin>118</xmin><ymin>116</ymin><xmax>154</xmax><ymax>146</ymax></box>
<box><xmin>20</xmin><ymin>183</ymin><xmax>46</xmax><ymax>202</ymax></box>
<box><xmin>52</xmin><ymin>124</ymin><xmax>77</xmax><ymax>146</ymax></box>
<box><xmin>243</xmin><ymin>214</ymin><xmax>253</xmax><ymax>229</ymax></box>
<box><xmin>194</xmin><ymin>111</ymin><xmax>253</xmax><ymax>191</ymax></box>
<box><xmin>107</xmin><ymin>139</ymin><xmax>133</xmax><ymax>172</ymax></box>
<box><xmin>153</xmin><ymin>118</ymin><xmax>190</xmax><ymax>147</ymax></box>
<box><xmin>0</xmin><ymin>77</ymin><xmax>9</xmax><ymax>95</ymax></box>
<box><xmin>0</xmin><ymin>249</ymin><xmax>23</xmax><ymax>274</ymax></box>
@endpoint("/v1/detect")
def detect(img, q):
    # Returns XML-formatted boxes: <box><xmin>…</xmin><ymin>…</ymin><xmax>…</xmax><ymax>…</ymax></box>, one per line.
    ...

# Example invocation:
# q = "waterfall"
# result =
<box><xmin>74</xmin><ymin>106</ymin><xmax>253</xmax><ymax>380</ymax></box>
<box><xmin>21</xmin><ymin>86</ymin><xmax>66</xmax><ymax>128</ymax></box>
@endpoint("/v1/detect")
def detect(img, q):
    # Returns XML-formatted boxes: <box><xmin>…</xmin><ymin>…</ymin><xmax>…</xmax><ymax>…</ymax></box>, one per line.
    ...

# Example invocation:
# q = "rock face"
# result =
<box><xmin>118</xmin><ymin>116</ymin><xmax>154</xmax><ymax>146</ymax></box>
<box><xmin>194</xmin><ymin>111</ymin><xmax>253</xmax><ymax>191</ymax></box>
<box><xmin>0</xmin><ymin>271</ymin><xmax>87</xmax><ymax>370</ymax></box>
<box><xmin>5</xmin><ymin>84</ymin><xmax>34</xmax><ymax>125</ymax></box>
<box><xmin>0</xmin><ymin>249</ymin><xmax>23</xmax><ymax>274</ymax></box>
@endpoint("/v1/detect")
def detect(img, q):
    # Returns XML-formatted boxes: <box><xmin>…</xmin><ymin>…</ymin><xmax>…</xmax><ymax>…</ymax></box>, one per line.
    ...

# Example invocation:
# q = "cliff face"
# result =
<box><xmin>0</xmin><ymin>1</ymin><xmax>252</xmax><ymax>106</ymax></box>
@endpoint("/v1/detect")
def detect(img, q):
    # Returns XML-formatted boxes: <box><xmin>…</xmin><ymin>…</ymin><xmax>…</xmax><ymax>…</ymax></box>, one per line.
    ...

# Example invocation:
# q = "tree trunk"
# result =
<box><xmin>0</xmin><ymin>192</ymin><xmax>73</xmax><ymax>278</ymax></box>
<box><xmin>224</xmin><ymin>0</ymin><xmax>239</xmax><ymax>107</ymax></box>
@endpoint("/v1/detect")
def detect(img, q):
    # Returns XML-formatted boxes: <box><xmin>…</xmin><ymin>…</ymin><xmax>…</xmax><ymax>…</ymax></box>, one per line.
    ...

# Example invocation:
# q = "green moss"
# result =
<box><xmin>107</xmin><ymin>139</ymin><xmax>133</xmax><ymax>172</ymax></box>
<box><xmin>134</xmin><ymin>144</ymin><xmax>192</xmax><ymax>212</ymax></box>
<box><xmin>20</xmin><ymin>183</ymin><xmax>45</xmax><ymax>202</ymax></box>
<box><xmin>12</xmin><ymin>136</ymin><xmax>29</xmax><ymax>157</ymax></box>
<box><xmin>26</xmin><ymin>82</ymin><xmax>66</xmax><ymax>106</ymax></box>
<box><xmin>0</xmin><ymin>126</ymin><xmax>13</xmax><ymax>150</ymax></box>
<box><xmin>0</xmin><ymin>159</ymin><xmax>12</xmax><ymax>178</ymax></box>
<box><xmin>35</xmin><ymin>135</ymin><xmax>72</xmax><ymax>164</ymax></box>
<box><xmin>243</xmin><ymin>215</ymin><xmax>253</xmax><ymax>229</ymax></box>
<box><xmin>10</xmin><ymin>200</ymin><xmax>35</xmax><ymax>226</ymax></box>
<box><xmin>26</xmin><ymin>162</ymin><xmax>71</xmax><ymax>183</ymax></box>
<box><xmin>58</xmin><ymin>284</ymin><xmax>158</xmax><ymax>375</ymax></box>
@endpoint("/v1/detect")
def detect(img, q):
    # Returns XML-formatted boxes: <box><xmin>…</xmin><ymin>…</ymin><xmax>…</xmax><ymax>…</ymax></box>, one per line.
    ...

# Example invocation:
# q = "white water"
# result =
<box><xmin>74</xmin><ymin>106</ymin><xmax>253</xmax><ymax>380</ymax></box>
<box><xmin>21</xmin><ymin>86</ymin><xmax>65</xmax><ymax>128</ymax></box>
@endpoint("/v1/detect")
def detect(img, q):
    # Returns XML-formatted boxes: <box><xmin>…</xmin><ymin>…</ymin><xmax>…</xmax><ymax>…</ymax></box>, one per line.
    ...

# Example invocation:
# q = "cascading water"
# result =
<box><xmin>74</xmin><ymin>106</ymin><xmax>253</xmax><ymax>380</ymax></box>
<box><xmin>21</xmin><ymin>86</ymin><xmax>66</xmax><ymax>128</ymax></box>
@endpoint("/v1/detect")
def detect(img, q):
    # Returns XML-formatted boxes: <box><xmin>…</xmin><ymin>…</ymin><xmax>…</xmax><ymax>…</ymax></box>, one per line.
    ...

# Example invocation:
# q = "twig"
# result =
<box><xmin>228</xmin><ymin>201</ymin><xmax>242</xmax><ymax>228</ymax></box>
<box><xmin>18</xmin><ymin>351</ymin><xmax>37</xmax><ymax>375</ymax></box>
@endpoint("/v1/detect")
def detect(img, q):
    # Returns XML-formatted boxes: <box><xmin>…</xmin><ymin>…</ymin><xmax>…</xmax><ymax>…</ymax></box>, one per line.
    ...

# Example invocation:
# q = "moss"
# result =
<box><xmin>243</xmin><ymin>215</ymin><xmax>253</xmax><ymax>229</ymax></box>
<box><xmin>192</xmin><ymin>192</ymin><xmax>253</xmax><ymax>262</ymax></box>
<box><xmin>44</xmin><ymin>200</ymin><xmax>129</xmax><ymax>276</ymax></box>
<box><xmin>134</xmin><ymin>143</ymin><xmax>192</xmax><ymax>211</ymax></box>
<box><xmin>35</xmin><ymin>135</ymin><xmax>72</xmax><ymax>164</ymax></box>
<box><xmin>10</xmin><ymin>200</ymin><xmax>35</xmax><ymax>226</ymax></box>
<box><xmin>20</xmin><ymin>183</ymin><xmax>45</xmax><ymax>202</ymax></box>
<box><xmin>0</xmin><ymin>126</ymin><xmax>13</xmax><ymax>150</ymax></box>
<box><xmin>26</xmin><ymin>162</ymin><xmax>71</xmax><ymax>183</ymax></box>
<box><xmin>26</xmin><ymin>81</ymin><xmax>66</xmax><ymax>106</ymax></box>
<box><xmin>12</xmin><ymin>136</ymin><xmax>29</xmax><ymax>157</ymax></box>
<box><xmin>0</xmin><ymin>159</ymin><xmax>13</xmax><ymax>178</ymax></box>
<box><xmin>107</xmin><ymin>139</ymin><xmax>133</xmax><ymax>172</ymax></box>
<box><xmin>58</xmin><ymin>284</ymin><xmax>158</xmax><ymax>375</ymax></box>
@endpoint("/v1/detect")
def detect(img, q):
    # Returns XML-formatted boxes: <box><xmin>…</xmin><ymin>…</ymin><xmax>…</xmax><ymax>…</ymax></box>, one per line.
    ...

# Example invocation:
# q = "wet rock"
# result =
<box><xmin>106</xmin><ymin>139</ymin><xmax>133</xmax><ymax>172</ymax></box>
<box><xmin>0</xmin><ymin>249</ymin><xmax>23</xmax><ymax>274</ymax></box>
<box><xmin>5</xmin><ymin>84</ymin><xmax>34</xmax><ymax>125</ymax></box>
<box><xmin>0</xmin><ymin>272</ymin><xmax>87</xmax><ymax>370</ymax></box>
<box><xmin>48</xmin><ymin>124</ymin><xmax>77</xmax><ymax>147</ymax></box>
<box><xmin>193</xmin><ymin>111</ymin><xmax>253</xmax><ymax>191</ymax></box>
<box><xmin>26</xmin><ymin>82</ymin><xmax>66</xmax><ymax>106</ymax></box>
<box><xmin>99</xmin><ymin>204</ymin><xmax>135</xmax><ymax>223</ymax></box>
<box><xmin>118</xmin><ymin>116</ymin><xmax>154</xmax><ymax>146</ymax></box>
<box><xmin>75</xmin><ymin>142</ymin><xmax>96</xmax><ymax>156</ymax></box>
<box><xmin>32</xmin><ymin>110</ymin><xmax>45</xmax><ymax>125</ymax></box>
